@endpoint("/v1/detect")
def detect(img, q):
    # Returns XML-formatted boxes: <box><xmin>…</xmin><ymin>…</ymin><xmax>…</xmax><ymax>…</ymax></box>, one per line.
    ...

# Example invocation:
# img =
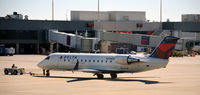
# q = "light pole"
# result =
<box><xmin>98</xmin><ymin>0</ymin><xmax>99</xmax><ymax>14</ymax></box>
<box><xmin>97</xmin><ymin>0</ymin><xmax>100</xmax><ymax>21</ymax></box>
<box><xmin>52</xmin><ymin>0</ymin><xmax>54</xmax><ymax>20</ymax></box>
<box><xmin>160</xmin><ymin>0</ymin><xmax>162</xmax><ymax>22</ymax></box>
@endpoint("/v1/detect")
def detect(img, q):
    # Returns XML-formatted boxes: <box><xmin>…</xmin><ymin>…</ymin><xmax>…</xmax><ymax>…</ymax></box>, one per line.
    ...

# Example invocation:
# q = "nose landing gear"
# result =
<box><xmin>43</xmin><ymin>69</ymin><xmax>50</xmax><ymax>77</ymax></box>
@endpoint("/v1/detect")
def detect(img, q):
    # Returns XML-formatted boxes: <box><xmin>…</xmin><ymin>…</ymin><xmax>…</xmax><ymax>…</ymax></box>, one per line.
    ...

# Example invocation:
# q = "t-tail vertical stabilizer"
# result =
<box><xmin>149</xmin><ymin>36</ymin><xmax>179</xmax><ymax>59</ymax></box>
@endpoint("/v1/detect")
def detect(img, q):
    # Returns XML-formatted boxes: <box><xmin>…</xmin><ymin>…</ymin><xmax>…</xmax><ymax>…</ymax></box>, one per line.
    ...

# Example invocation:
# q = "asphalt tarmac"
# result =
<box><xmin>0</xmin><ymin>55</ymin><xmax>200</xmax><ymax>95</ymax></box>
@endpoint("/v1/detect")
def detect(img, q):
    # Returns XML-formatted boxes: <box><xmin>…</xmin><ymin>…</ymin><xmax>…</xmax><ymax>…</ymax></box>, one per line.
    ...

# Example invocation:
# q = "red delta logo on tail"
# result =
<box><xmin>149</xmin><ymin>36</ymin><xmax>179</xmax><ymax>59</ymax></box>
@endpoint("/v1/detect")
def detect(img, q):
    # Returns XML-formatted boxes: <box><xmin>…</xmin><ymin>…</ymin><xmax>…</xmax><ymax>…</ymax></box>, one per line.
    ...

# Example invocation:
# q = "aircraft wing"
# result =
<box><xmin>72</xmin><ymin>60</ymin><xmax>126</xmax><ymax>73</ymax></box>
<box><xmin>78</xmin><ymin>68</ymin><xmax>126</xmax><ymax>73</ymax></box>
<box><xmin>78</xmin><ymin>69</ymin><xmax>98</xmax><ymax>72</ymax></box>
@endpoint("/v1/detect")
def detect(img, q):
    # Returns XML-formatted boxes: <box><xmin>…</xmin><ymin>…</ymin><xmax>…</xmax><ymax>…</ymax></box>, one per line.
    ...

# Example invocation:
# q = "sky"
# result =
<box><xmin>0</xmin><ymin>0</ymin><xmax>199</xmax><ymax>22</ymax></box>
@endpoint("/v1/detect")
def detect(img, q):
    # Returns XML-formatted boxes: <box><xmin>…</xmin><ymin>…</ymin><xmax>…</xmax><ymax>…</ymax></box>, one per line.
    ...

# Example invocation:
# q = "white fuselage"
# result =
<box><xmin>38</xmin><ymin>53</ymin><xmax>168</xmax><ymax>74</ymax></box>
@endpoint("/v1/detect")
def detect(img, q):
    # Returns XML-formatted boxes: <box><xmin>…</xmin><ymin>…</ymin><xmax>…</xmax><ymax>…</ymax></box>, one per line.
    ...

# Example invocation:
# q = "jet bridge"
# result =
<box><xmin>48</xmin><ymin>30</ymin><xmax>99</xmax><ymax>52</ymax></box>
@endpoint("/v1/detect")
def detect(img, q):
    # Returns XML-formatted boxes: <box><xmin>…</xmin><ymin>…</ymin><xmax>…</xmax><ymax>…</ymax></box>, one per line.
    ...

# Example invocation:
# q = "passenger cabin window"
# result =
<box><xmin>93</xmin><ymin>60</ymin><xmax>95</xmax><ymax>62</ymax></box>
<box><xmin>97</xmin><ymin>60</ymin><xmax>99</xmax><ymax>63</ymax></box>
<box><xmin>85</xmin><ymin>59</ymin><xmax>87</xmax><ymax>62</ymax></box>
<box><xmin>45</xmin><ymin>56</ymin><xmax>50</xmax><ymax>60</ymax></box>
<box><xmin>101</xmin><ymin>60</ymin><xmax>103</xmax><ymax>63</ymax></box>
<box><xmin>89</xmin><ymin>60</ymin><xmax>91</xmax><ymax>62</ymax></box>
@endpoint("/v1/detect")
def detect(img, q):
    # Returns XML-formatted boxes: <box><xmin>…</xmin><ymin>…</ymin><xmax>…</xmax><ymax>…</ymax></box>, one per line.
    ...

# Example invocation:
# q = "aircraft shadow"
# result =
<box><xmin>34</xmin><ymin>76</ymin><xmax>172</xmax><ymax>84</ymax></box>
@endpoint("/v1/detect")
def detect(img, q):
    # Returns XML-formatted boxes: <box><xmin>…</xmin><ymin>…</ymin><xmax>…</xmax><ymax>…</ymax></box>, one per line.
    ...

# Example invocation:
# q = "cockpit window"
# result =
<box><xmin>45</xmin><ymin>56</ymin><xmax>50</xmax><ymax>60</ymax></box>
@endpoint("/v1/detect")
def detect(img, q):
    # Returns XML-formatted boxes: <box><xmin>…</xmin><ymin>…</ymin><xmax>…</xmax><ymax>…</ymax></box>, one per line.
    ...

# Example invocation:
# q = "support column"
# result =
<box><xmin>85</xmin><ymin>30</ymin><xmax>88</xmax><ymax>37</ymax></box>
<box><xmin>36</xmin><ymin>43</ymin><xmax>40</xmax><ymax>54</ymax></box>
<box><xmin>16</xmin><ymin>43</ymin><xmax>19</xmax><ymax>54</ymax></box>
<box><xmin>56</xmin><ymin>43</ymin><xmax>59</xmax><ymax>52</ymax></box>
<box><xmin>178</xmin><ymin>30</ymin><xmax>182</xmax><ymax>38</ymax></box>
<box><xmin>50</xmin><ymin>42</ymin><xmax>54</xmax><ymax>53</ymax></box>
<box><xmin>75</xmin><ymin>30</ymin><xmax>78</xmax><ymax>49</ymax></box>
<box><xmin>182</xmin><ymin>39</ymin><xmax>186</xmax><ymax>51</ymax></box>
<box><xmin>170</xmin><ymin>30</ymin><xmax>173</xmax><ymax>36</ymax></box>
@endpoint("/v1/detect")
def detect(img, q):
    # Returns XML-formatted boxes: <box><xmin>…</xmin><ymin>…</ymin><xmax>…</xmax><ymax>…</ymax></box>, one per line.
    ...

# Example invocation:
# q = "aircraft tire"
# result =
<box><xmin>46</xmin><ymin>70</ymin><xmax>50</xmax><ymax>77</ymax></box>
<box><xmin>110</xmin><ymin>73</ymin><xmax>117</xmax><ymax>79</ymax></box>
<box><xmin>13</xmin><ymin>70</ymin><xmax>18</xmax><ymax>75</ymax></box>
<box><xmin>97</xmin><ymin>74</ymin><xmax>104</xmax><ymax>79</ymax></box>
<box><xmin>43</xmin><ymin>69</ymin><xmax>46</xmax><ymax>76</ymax></box>
<box><xmin>4</xmin><ymin>70</ymin><xmax>9</xmax><ymax>75</ymax></box>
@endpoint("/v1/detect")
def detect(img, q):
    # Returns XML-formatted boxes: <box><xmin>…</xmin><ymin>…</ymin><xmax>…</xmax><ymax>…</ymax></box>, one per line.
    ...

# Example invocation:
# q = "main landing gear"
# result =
<box><xmin>110</xmin><ymin>73</ymin><xmax>117</xmax><ymax>79</ymax></box>
<box><xmin>94</xmin><ymin>73</ymin><xmax>117</xmax><ymax>79</ymax></box>
<box><xmin>43</xmin><ymin>69</ymin><xmax>50</xmax><ymax>77</ymax></box>
<box><xmin>97</xmin><ymin>74</ymin><xmax>104</xmax><ymax>79</ymax></box>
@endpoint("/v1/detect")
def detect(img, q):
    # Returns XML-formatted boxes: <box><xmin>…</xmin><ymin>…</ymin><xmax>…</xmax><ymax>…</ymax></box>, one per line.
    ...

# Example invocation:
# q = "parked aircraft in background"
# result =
<box><xmin>37</xmin><ymin>36</ymin><xmax>179</xmax><ymax>79</ymax></box>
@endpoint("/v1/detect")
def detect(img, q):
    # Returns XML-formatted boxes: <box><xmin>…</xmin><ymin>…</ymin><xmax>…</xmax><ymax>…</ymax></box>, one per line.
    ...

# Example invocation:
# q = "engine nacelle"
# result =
<box><xmin>115</xmin><ymin>55</ymin><xmax>140</xmax><ymax>65</ymax></box>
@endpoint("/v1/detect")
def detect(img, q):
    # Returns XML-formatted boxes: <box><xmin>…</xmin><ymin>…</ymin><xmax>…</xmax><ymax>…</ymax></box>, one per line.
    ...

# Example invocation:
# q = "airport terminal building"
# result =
<box><xmin>0</xmin><ymin>12</ymin><xmax>200</xmax><ymax>54</ymax></box>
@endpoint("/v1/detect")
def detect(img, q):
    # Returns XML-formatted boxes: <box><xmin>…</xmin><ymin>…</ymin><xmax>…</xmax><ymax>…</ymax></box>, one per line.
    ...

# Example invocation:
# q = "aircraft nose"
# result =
<box><xmin>37</xmin><ymin>61</ymin><xmax>44</xmax><ymax>68</ymax></box>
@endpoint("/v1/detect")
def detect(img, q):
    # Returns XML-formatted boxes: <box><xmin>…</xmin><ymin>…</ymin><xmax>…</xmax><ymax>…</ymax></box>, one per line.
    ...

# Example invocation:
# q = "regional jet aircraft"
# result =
<box><xmin>37</xmin><ymin>36</ymin><xmax>179</xmax><ymax>79</ymax></box>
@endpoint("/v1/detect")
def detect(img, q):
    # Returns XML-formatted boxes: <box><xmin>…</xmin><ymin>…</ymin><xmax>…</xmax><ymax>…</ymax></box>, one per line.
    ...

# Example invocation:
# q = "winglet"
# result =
<box><xmin>149</xmin><ymin>36</ymin><xmax>179</xmax><ymax>59</ymax></box>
